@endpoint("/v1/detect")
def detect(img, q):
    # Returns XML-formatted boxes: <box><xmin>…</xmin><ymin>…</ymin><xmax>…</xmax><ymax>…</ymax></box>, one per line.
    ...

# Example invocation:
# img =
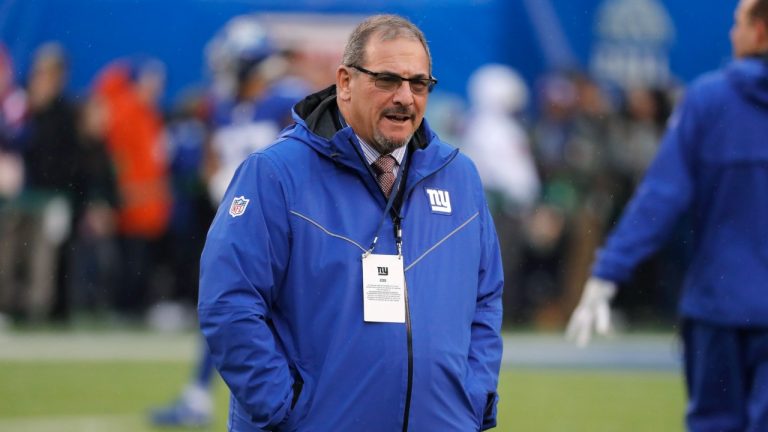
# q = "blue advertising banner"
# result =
<box><xmin>0</xmin><ymin>0</ymin><xmax>737</xmax><ymax>106</ymax></box>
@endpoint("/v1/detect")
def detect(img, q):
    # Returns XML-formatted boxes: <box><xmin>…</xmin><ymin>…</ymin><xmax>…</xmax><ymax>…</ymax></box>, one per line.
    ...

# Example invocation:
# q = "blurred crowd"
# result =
<box><xmin>458</xmin><ymin>65</ymin><xmax>684</xmax><ymax>330</ymax></box>
<box><xmin>0</xmin><ymin>16</ymin><xmax>321</xmax><ymax>328</ymax></box>
<box><xmin>0</xmin><ymin>14</ymin><xmax>684</xmax><ymax>330</ymax></box>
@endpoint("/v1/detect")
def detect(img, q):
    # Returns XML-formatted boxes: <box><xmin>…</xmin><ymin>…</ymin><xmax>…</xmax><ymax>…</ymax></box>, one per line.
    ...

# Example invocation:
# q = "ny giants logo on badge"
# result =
<box><xmin>229</xmin><ymin>196</ymin><xmax>250</xmax><ymax>217</ymax></box>
<box><xmin>425</xmin><ymin>188</ymin><xmax>452</xmax><ymax>214</ymax></box>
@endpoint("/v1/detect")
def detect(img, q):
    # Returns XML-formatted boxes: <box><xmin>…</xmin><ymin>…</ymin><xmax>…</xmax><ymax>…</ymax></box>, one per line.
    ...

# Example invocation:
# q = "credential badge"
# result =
<box><xmin>229</xmin><ymin>196</ymin><xmax>250</xmax><ymax>217</ymax></box>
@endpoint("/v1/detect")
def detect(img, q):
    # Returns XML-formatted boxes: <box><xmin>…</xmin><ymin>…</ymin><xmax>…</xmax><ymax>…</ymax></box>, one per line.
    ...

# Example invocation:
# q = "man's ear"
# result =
<box><xmin>336</xmin><ymin>66</ymin><xmax>352</xmax><ymax>101</ymax></box>
<box><xmin>757</xmin><ymin>20</ymin><xmax>768</xmax><ymax>51</ymax></box>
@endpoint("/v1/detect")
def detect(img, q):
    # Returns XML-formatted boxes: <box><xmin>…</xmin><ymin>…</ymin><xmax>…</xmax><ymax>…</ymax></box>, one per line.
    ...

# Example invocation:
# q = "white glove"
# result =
<box><xmin>565</xmin><ymin>277</ymin><xmax>617</xmax><ymax>347</ymax></box>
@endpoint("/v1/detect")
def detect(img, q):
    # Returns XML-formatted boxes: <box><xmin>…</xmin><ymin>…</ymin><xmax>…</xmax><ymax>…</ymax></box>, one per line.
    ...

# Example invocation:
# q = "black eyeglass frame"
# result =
<box><xmin>348</xmin><ymin>64</ymin><xmax>438</xmax><ymax>94</ymax></box>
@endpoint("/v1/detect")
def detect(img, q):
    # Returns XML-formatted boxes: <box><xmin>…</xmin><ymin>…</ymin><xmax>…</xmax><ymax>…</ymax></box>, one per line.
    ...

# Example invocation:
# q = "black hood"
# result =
<box><xmin>293</xmin><ymin>85</ymin><xmax>342</xmax><ymax>140</ymax></box>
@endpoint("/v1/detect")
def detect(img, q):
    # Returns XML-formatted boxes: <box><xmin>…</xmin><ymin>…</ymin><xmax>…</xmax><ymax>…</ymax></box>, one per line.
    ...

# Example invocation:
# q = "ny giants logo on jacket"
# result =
<box><xmin>425</xmin><ymin>188</ymin><xmax>452</xmax><ymax>214</ymax></box>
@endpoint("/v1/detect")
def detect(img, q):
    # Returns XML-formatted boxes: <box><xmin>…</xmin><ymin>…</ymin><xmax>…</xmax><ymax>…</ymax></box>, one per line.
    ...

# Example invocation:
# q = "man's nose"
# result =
<box><xmin>392</xmin><ymin>81</ymin><xmax>415</xmax><ymax>105</ymax></box>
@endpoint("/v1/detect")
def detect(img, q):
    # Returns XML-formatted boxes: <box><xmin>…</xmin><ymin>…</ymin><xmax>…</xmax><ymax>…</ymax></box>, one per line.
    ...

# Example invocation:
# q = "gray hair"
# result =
<box><xmin>342</xmin><ymin>14</ymin><xmax>432</xmax><ymax>75</ymax></box>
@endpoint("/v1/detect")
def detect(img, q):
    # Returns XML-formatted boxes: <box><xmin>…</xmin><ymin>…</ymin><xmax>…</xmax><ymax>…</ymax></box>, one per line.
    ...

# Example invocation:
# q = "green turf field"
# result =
<box><xmin>0</xmin><ymin>359</ymin><xmax>686</xmax><ymax>431</ymax></box>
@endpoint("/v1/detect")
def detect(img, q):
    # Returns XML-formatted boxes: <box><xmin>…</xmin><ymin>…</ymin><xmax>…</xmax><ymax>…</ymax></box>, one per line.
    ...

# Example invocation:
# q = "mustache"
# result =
<box><xmin>382</xmin><ymin>106</ymin><xmax>414</xmax><ymax>117</ymax></box>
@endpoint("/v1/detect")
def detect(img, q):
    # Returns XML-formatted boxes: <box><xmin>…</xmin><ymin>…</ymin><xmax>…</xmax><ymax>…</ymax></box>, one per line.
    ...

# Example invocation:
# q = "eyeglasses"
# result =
<box><xmin>349</xmin><ymin>65</ymin><xmax>438</xmax><ymax>95</ymax></box>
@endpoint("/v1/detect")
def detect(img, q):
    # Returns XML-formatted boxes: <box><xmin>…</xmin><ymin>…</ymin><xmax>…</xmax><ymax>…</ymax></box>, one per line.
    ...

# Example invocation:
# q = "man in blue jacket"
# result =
<box><xmin>199</xmin><ymin>14</ymin><xmax>503</xmax><ymax>431</ymax></box>
<box><xmin>567</xmin><ymin>0</ymin><xmax>768</xmax><ymax>430</ymax></box>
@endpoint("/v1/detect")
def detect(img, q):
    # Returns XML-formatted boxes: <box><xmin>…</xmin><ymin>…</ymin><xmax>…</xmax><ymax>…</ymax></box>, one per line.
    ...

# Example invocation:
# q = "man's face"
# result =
<box><xmin>731</xmin><ymin>0</ymin><xmax>764</xmax><ymax>58</ymax></box>
<box><xmin>337</xmin><ymin>35</ymin><xmax>430</xmax><ymax>154</ymax></box>
<box><xmin>28</xmin><ymin>58</ymin><xmax>65</xmax><ymax>110</ymax></box>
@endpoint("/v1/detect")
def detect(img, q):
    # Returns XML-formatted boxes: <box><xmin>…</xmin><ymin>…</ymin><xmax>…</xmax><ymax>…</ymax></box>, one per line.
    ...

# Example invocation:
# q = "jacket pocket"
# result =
<box><xmin>479</xmin><ymin>392</ymin><xmax>498</xmax><ymax>430</ymax></box>
<box><xmin>460</xmin><ymin>376</ymin><xmax>484</xmax><ymax>430</ymax></box>
<box><xmin>464</xmin><ymin>377</ymin><xmax>498</xmax><ymax>431</ymax></box>
<box><xmin>279</xmin><ymin>366</ymin><xmax>314</xmax><ymax>431</ymax></box>
<box><xmin>468</xmin><ymin>386</ymin><xmax>486</xmax><ymax>427</ymax></box>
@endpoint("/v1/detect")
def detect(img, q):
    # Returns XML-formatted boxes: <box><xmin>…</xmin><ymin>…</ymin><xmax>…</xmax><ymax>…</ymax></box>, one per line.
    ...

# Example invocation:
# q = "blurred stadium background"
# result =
<box><xmin>0</xmin><ymin>0</ymin><xmax>738</xmax><ymax>430</ymax></box>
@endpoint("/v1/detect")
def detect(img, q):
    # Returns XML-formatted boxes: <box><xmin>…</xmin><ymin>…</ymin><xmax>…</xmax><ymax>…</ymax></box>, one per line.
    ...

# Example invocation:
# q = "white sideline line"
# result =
<box><xmin>0</xmin><ymin>332</ymin><xmax>197</xmax><ymax>361</ymax></box>
<box><xmin>502</xmin><ymin>333</ymin><xmax>682</xmax><ymax>371</ymax></box>
<box><xmin>0</xmin><ymin>330</ymin><xmax>682</xmax><ymax>370</ymax></box>
<box><xmin>0</xmin><ymin>414</ymin><xmax>142</xmax><ymax>432</ymax></box>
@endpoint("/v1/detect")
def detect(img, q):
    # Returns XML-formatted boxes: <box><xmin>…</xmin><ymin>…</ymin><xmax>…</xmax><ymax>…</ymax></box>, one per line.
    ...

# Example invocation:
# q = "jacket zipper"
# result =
<box><xmin>395</xmin><ymin>218</ymin><xmax>413</xmax><ymax>432</ymax></box>
<box><xmin>402</xmin><ymin>276</ymin><xmax>413</xmax><ymax>432</ymax></box>
<box><xmin>397</xmin><ymin>151</ymin><xmax>457</xmax><ymax>432</ymax></box>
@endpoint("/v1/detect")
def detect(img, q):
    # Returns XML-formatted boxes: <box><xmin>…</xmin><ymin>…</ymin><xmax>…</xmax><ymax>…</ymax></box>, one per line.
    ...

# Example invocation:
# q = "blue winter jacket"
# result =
<box><xmin>593</xmin><ymin>57</ymin><xmax>768</xmax><ymax>326</ymax></box>
<box><xmin>199</xmin><ymin>86</ymin><xmax>504</xmax><ymax>431</ymax></box>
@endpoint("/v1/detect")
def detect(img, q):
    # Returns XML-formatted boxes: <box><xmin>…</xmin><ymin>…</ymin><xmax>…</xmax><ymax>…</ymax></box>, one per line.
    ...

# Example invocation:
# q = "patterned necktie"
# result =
<box><xmin>371</xmin><ymin>155</ymin><xmax>397</xmax><ymax>198</ymax></box>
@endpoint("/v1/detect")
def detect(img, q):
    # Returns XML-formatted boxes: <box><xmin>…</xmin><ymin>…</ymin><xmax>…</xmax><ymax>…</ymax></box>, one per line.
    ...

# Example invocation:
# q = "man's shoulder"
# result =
<box><xmin>432</xmin><ymin>137</ymin><xmax>476</xmax><ymax>171</ymax></box>
<box><xmin>452</xmin><ymin>149</ymin><xmax>481</xmax><ymax>173</ymax></box>
<box><xmin>258</xmin><ymin>126</ymin><xmax>315</xmax><ymax>161</ymax></box>
<box><xmin>684</xmin><ymin>59</ymin><xmax>768</xmax><ymax>112</ymax></box>
<box><xmin>688</xmin><ymin>68</ymin><xmax>729</xmax><ymax>97</ymax></box>
<box><xmin>420</xmin><ymin>136</ymin><xmax>485</xmax><ymax>192</ymax></box>
<box><xmin>687</xmin><ymin>60</ymin><xmax>759</xmax><ymax>100</ymax></box>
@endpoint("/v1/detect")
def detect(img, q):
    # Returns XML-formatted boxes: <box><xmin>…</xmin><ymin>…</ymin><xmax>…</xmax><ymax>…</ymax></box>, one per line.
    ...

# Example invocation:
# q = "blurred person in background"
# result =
<box><xmin>0</xmin><ymin>43</ymin><xmax>27</xmax><ymax>326</ymax></box>
<box><xmin>606</xmin><ymin>85</ymin><xmax>681</xmax><ymax>323</ymax></box>
<box><xmin>94</xmin><ymin>56</ymin><xmax>171</xmax><ymax>319</ymax></box>
<box><xmin>0</xmin><ymin>43</ymin><xmax>25</xmax><ymax>195</ymax></box>
<box><xmin>1</xmin><ymin>43</ymin><xmax>78</xmax><ymax>323</ymax></box>
<box><xmin>151</xmin><ymin>90</ymin><xmax>212</xmax><ymax>313</ymax></box>
<box><xmin>567</xmin><ymin>0</ymin><xmax>768</xmax><ymax>430</ymax></box>
<box><xmin>148</xmin><ymin>90</ymin><xmax>216</xmax><ymax>428</ymax></box>
<box><xmin>523</xmin><ymin>73</ymin><xmax>578</xmax><ymax>326</ymax></box>
<box><xmin>204</xmin><ymin>32</ymin><xmax>312</xmax><ymax>205</ymax></box>
<box><xmin>527</xmin><ymin>71</ymin><xmax>623</xmax><ymax>329</ymax></box>
<box><xmin>558</xmin><ymin>73</ymin><xmax>624</xmax><ymax>324</ymax></box>
<box><xmin>532</xmin><ymin>73</ymin><xmax>578</xmax><ymax>188</ymax></box>
<box><xmin>461</xmin><ymin>64</ymin><xmax>539</xmax><ymax>326</ymax></box>
<box><xmin>198</xmin><ymin>13</ymin><xmax>502</xmax><ymax>431</ymax></box>
<box><xmin>149</xmin><ymin>16</ymin><xmax>313</xmax><ymax>428</ymax></box>
<box><xmin>608</xmin><ymin>86</ymin><xmax>674</xmax><ymax>187</ymax></box>
<box><xmin>66</xmin><ymin>95</ymin><xmax>119</xmax><ymax>320</ymax></box>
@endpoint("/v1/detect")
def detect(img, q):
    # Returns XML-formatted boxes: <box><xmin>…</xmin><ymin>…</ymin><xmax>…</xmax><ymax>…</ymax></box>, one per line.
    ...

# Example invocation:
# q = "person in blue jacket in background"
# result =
<box><xmin>150</xmin><ymin>16</ymin><xmax>313</xmax><ymax>428</ymax></box>
<box><xmin>199</xmin><ymin>14</ymin><xmax>503</xmax><ymax>432</ymax></box>
<box><xmin>567</xmin><ymin>0</ymin><xmax>768</xmax><ymax>430</ymax></box>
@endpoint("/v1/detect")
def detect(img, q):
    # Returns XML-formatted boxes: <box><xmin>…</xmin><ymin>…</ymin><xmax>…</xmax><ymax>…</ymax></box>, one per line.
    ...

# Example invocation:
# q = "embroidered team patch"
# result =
<box><xmin>229</xmin><ymin>196</ymin><xmax>250</xmax><ymax>217</ymax></box>
<box><xmin>424</xmin><ymin>188</ymin><xmax>452</xmax><ymax>215</ymax></box>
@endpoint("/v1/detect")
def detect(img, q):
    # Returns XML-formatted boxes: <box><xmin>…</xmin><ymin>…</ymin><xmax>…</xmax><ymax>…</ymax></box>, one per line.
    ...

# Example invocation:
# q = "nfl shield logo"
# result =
<box><xmin>229</xmin><ymin>196</ymin><xmax>250</xmax><ymax>217</ymax></box>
